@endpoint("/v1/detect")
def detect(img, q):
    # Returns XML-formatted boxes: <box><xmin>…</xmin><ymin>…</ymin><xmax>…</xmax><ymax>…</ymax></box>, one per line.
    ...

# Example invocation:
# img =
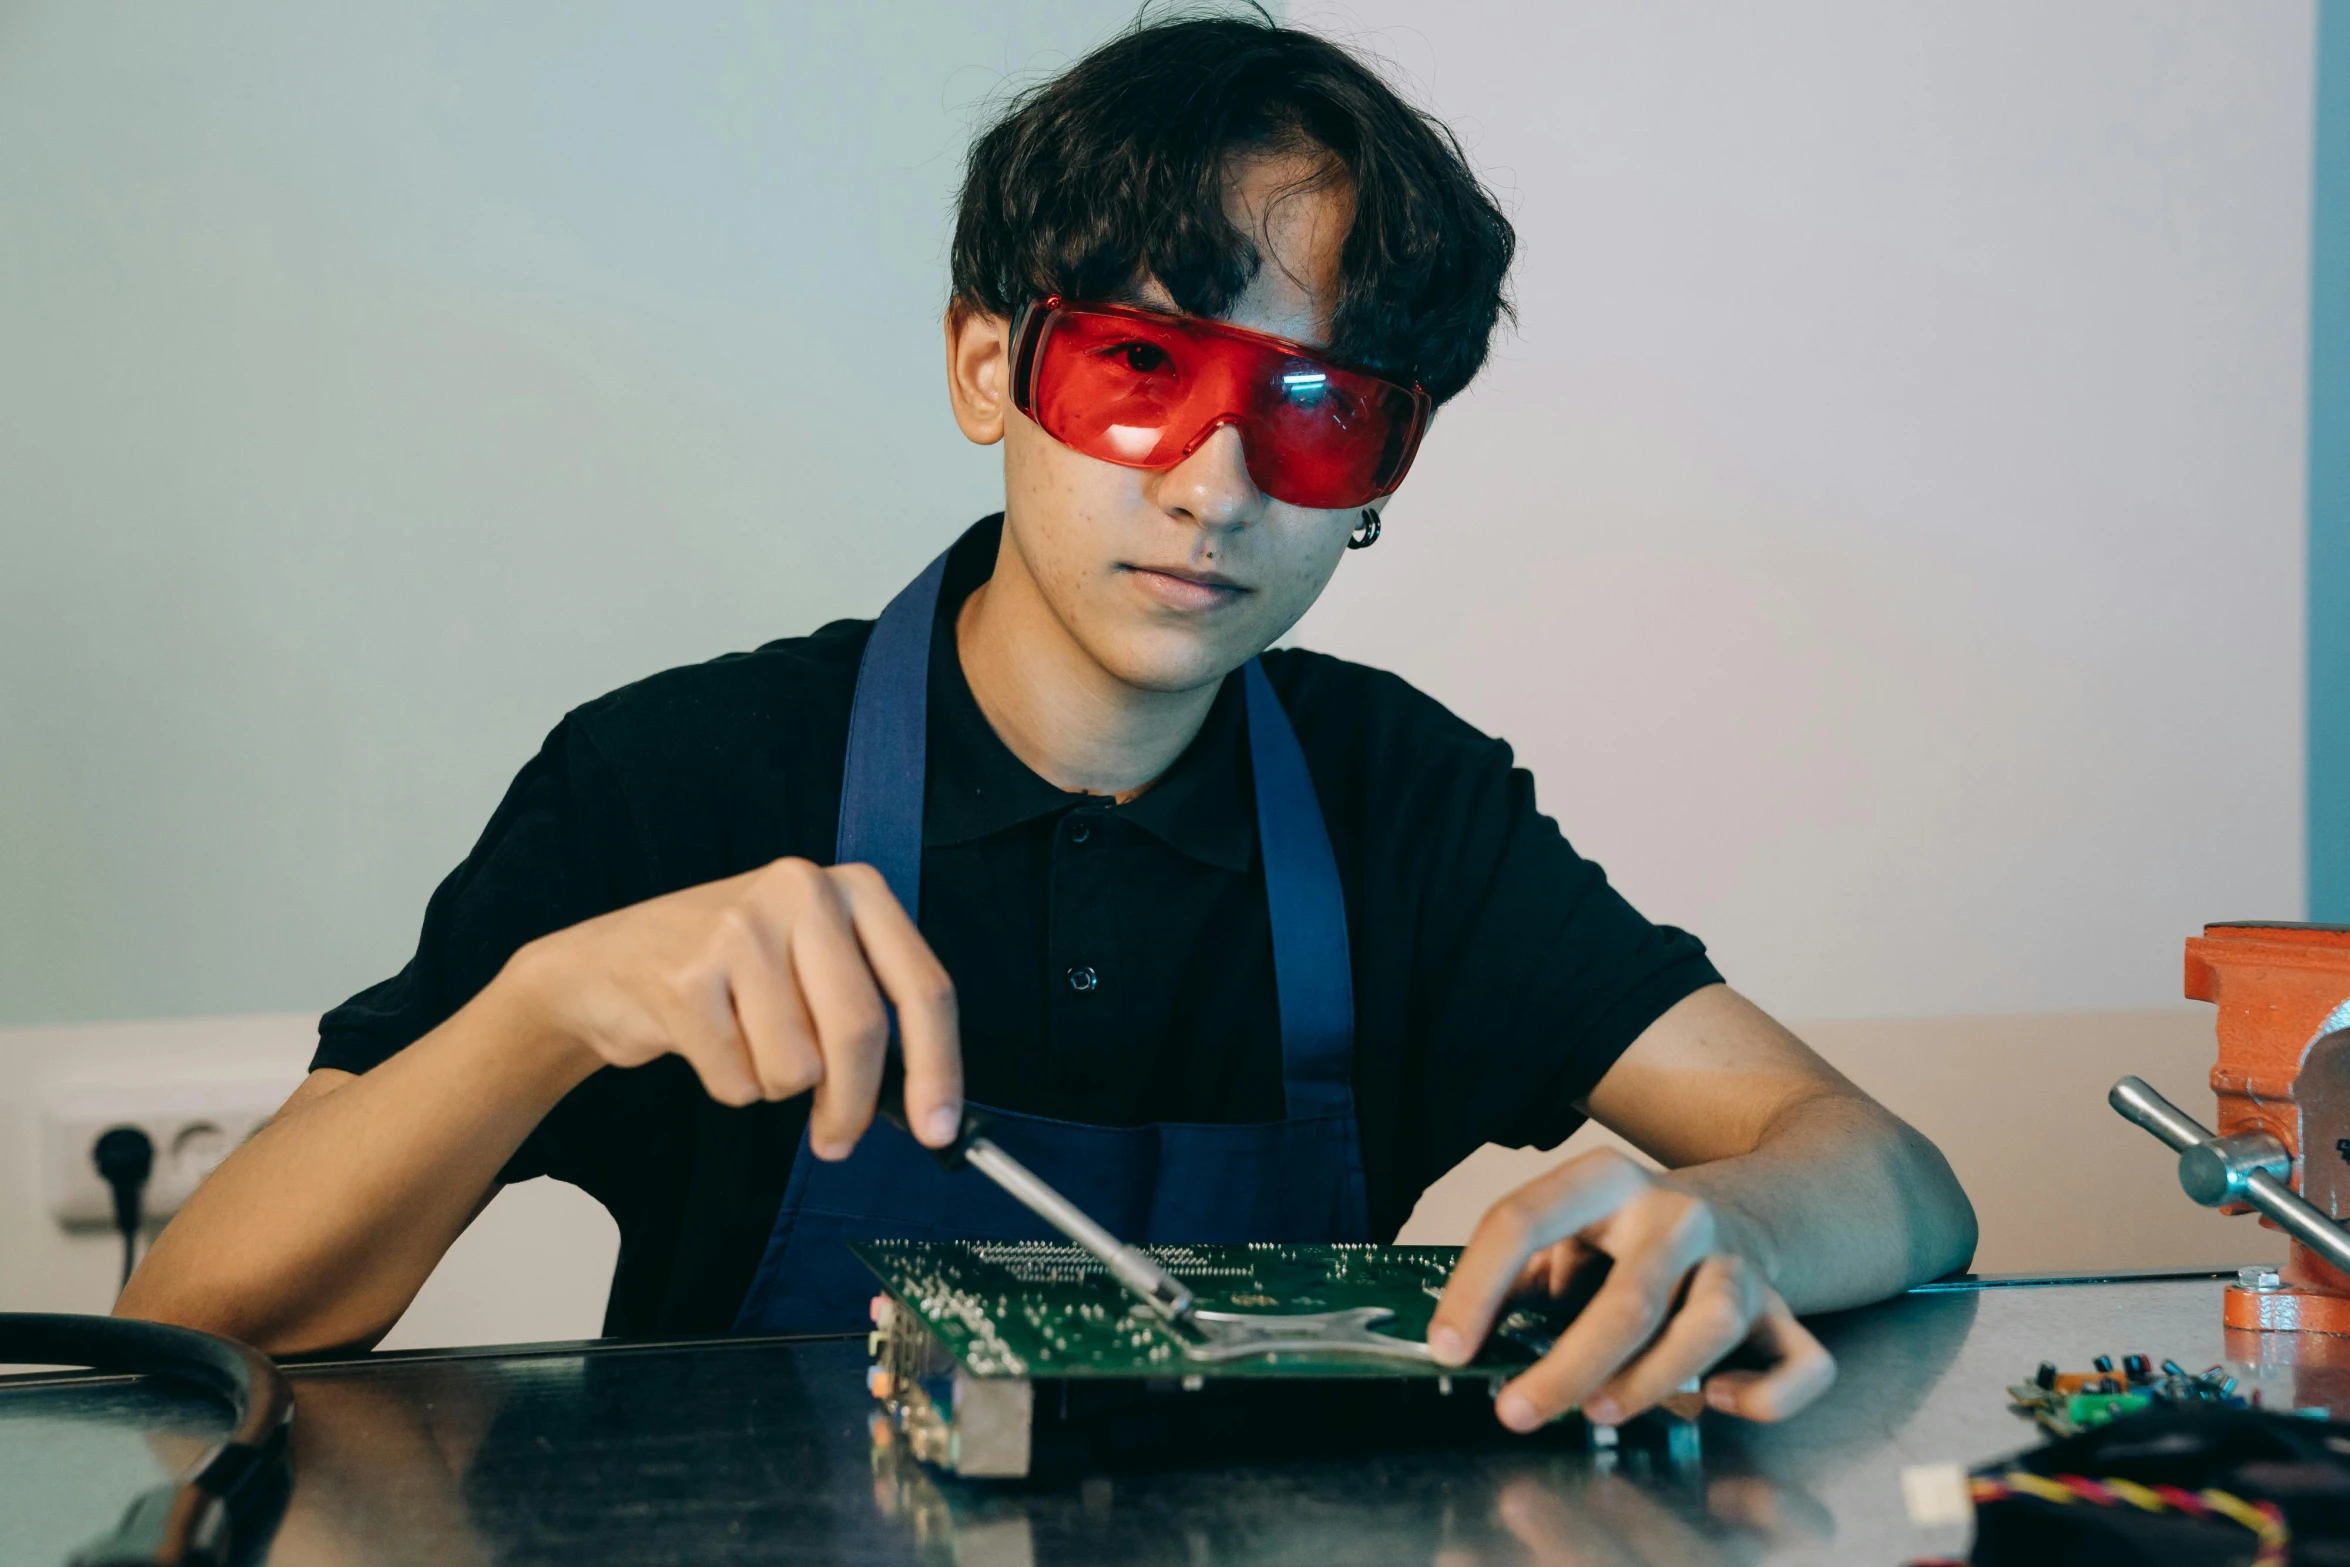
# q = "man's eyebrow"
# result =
<box><xmin>1106</xmin><ymin>277</ymin><xmax>1179</xmax><ymax>311</ymax></box>
<box><xmin>1089</xmin><ymin>280</ymin><xmax>1339</xmax><ymax>352</ymax></box>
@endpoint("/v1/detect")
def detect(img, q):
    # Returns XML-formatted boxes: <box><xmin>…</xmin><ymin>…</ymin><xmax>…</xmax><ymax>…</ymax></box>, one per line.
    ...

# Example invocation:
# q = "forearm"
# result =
<box><xmin>116</xmin><ymin>963</ymin><xmax>598</xmax><ymax>1354</ymax></box>
<box><xmin>1667</xmin><ymin>1091</ymin><xmax>1977</xmax><ymax>1316</ymax></box>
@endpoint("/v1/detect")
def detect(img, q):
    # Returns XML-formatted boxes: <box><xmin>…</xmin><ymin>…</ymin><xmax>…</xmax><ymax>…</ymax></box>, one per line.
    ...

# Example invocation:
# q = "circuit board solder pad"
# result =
<box><xmin>855</xmin><ymin>1239</ymin><xmax>1575</xmax><ymax>1380</ymax></box>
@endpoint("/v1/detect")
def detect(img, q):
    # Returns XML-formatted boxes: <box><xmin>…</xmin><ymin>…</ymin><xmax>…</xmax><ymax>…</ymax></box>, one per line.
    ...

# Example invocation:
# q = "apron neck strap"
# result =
<box><xmin>833</xmin><ymin>551</ymin><xmax>950</xmax><ymax>919</ymax></box>
<box><xmin>1240</xmin><ymin>658</ymin><xmax>1356</xmax><ymax>1112</ymax></box>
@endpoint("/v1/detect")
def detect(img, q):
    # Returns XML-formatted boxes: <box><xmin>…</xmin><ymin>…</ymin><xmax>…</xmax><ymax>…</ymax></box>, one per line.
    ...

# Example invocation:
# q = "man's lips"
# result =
<box><xmin>1121</xmin><ymin>563</ymin><xmax>1251</xmax><ymax>609</ymax></box>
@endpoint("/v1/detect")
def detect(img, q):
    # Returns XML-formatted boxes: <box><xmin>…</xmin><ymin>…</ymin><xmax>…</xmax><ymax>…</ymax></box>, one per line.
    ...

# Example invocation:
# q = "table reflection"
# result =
<box><xmin>869</xmin><ymin>1417</ymin><xmax>1841</xmax><ymax>1567</ymax></box>
<box><xmin>855</xmin><ymin>1292</ymin><xmax>1975</xmax><ymax>1567</ymax></box>
<box><xmin>1</xmin><ymin>1279</ymin><xmax>1999</xmax><ymax>1566</ymax></box>
<box><xmin>131</xmin><ymin>1359</ymin><xmax>505</xmax><ymax>1567</ymax></box>
<box><xmin>291</xmin><ymin>1288</ymin><xmax>1971</xmax><ymax>1566</ymax></box>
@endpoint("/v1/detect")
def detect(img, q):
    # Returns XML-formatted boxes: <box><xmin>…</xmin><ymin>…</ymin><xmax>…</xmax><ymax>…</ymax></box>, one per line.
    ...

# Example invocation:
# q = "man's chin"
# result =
<box><xmin>1086</xmin><ymin>632</ymin><xmax>1258</xmax><ymax>697</ymax></box>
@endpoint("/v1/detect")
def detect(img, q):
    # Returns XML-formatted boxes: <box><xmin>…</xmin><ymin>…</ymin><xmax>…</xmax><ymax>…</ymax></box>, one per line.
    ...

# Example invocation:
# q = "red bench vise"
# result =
<box><xmin>2111</xmin><ymin>923</ymin><xmax>2350</xmax><ymax>1334</ymax></box>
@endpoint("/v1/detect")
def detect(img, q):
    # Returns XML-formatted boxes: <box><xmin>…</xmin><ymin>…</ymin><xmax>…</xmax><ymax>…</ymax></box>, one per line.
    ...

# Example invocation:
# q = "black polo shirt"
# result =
<box><xmin>316</xmin><ymin>515</ymin><xmax>1720</xmax><ymax>1336</ymax></box>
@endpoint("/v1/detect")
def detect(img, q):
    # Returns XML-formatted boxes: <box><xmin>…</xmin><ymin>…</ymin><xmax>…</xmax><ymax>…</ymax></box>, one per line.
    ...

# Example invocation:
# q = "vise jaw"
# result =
<box><xmin>2187</xmin><ymin>923</ymin><xmax>2350</xmax><ymax>1333</ymax></box>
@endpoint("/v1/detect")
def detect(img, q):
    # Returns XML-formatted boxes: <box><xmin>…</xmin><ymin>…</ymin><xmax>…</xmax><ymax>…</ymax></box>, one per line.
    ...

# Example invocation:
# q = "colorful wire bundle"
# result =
<box><xmin>1964</xmin><ymin>1469</ymin><xmax>2290</xmax><ymax>1566</ymax></box>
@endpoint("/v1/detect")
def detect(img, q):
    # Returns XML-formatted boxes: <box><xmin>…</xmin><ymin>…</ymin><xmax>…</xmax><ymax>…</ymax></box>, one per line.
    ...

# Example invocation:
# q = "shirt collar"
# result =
<box><xmin>920</xmin><ymin>517</ymin><xmax>1255</xmax><ymax>873</ymax></box>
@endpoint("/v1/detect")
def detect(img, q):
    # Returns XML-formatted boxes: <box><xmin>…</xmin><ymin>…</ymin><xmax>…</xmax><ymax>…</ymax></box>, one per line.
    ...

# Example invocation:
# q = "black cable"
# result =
<box><xmin>92</xmin><ymin>1126</ymin><xmax>153</xmax><ymax>1294</ymax></box>
<box><xmin>0</xmin><ymin>1313</ymin><xmax>292</xmax><ymax>1566</ymax></box>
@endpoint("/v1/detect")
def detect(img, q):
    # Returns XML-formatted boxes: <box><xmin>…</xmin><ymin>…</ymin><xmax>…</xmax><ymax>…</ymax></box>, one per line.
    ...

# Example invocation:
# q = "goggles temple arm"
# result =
<box><xmin>1006</xmin><ymin>296</ymin><xmax>1057</xmax><ymax>420</ymax></box>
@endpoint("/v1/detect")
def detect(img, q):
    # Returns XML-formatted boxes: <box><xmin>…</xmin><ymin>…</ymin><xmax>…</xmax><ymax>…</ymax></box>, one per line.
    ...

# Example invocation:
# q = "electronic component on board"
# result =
<box><xmin>2004</xmin><ymin>1352</ymin><xmax>2249</xmax><ymax>1439</ymax></box>
<box><xmin>858</xmin><ymin>1240</ymin><xmax>1620</xmax><ymax>1477</ymax></box>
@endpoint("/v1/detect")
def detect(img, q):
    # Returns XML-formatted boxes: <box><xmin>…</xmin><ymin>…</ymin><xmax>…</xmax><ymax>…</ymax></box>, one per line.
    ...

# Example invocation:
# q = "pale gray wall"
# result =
<box><xmin>0</xmin><ymin>0</ymin><xmax>1135</xmax><ymax>1025</ymax></box>
<box><xmin>1295</xmin><ymin>0</ymin><xmax>2313</xmax><ymax>1020</ymax></box>
<box><xmin>1</xmin><ymin>0</ymin><xmax>2317</xmax><ymax>1031</ymax></box>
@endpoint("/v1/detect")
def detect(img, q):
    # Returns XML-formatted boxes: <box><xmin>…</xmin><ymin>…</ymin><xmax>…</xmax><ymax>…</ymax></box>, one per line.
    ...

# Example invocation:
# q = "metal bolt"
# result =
<box><xmin>2239</xmin><ymin>1266</ymin><xmax>2284</xmax><ymax>1291</ymax></box>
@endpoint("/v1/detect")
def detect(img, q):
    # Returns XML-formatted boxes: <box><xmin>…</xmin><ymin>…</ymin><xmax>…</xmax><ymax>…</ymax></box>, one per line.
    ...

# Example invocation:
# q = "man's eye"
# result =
<box><xmin>1104</xmin><ymin>340</ymin><xmax>1173</xmax><ymax>374</ymax></box>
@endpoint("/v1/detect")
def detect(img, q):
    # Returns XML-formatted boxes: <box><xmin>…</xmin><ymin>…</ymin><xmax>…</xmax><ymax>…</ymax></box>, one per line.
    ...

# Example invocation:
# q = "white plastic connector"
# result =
<box><xmin>1901</xmin><ymin>1462</ymin><xmax>1975</xmax><ymax>1528</ymax></box>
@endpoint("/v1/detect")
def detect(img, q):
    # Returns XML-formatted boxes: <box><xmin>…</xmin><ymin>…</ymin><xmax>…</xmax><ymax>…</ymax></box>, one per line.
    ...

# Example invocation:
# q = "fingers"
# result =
<box><xmin>1450</xmin><ymin>1172</ymin><xmax>1831</xmax><ymax>1434</ymax></box>
<box><xmin>723</xmin><ymin>907</ymin><xmax>824</xmax><ymax>1101</ymax></box>
<box><xmin>635</xmin><ymin>858</ymin><xmax>961</xmax><ymax>1160</ymax></box>
<box><xmin>1428</xmin><ymin>1151</ymin><xmax>1652</xmax><ymax>1366</ymax></box>
<box><xmin>1580</xmin><ymin>1251</ymin><xmax>1760</xmax><ymax>1424</ymax></box>
<box><xmin>768</xmin><ymin>862</ymin><xmax>892</xmax><ymax>1158</ymax></box>
<box><xmin>830</xmin><ymin>864</ymin><xmax>963</xmax><ymax>1147</ymax></box>
<box><xmin>1506</xmin><ymin>1268</ymin><xmax>1831</xmax><ymax>1433</ymax></box>
<box><xmin>1504</xmin><ymin>1235</ymin><xmax>1597</xmax><ymax>1302</ymax></box>
<box><xmin>659</xmin><ymin>916</ymin><xmax>767</xmax><ymax>1108</ymax></box>
<box><xmin>1701</xmin><ymin>1290</ymin><xmax>1836</xmax><ymax>1422</ymax></box>
<box><xmin>1489</xmin><ymin>1186</ymin><xmax>1715</xmax><ymax>1432</ymax></box>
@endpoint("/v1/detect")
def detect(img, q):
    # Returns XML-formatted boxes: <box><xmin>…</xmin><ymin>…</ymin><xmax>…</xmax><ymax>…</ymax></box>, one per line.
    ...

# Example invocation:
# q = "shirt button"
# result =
<box><xmin>1068</xmin><ymin>820</ymin><xmax>1092</xmax><ymax>845</ymax></box>
<box><xmin>1066</xmin><ymin>966</ymin><xmax>1099</xmax><ymax>994</ymax></box>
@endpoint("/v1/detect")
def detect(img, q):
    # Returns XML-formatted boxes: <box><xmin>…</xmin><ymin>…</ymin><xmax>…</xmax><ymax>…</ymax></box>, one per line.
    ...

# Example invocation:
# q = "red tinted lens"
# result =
<box><xmin>1030</xmin><ymin>308</ymin><xmax>1207</xmax><ymax>471</ymax></box>
<box><xmin>1242</xmin><ymin>355</ymin><xmax>1425</xmax><ymax>509</ymax></box>
<box><xmin>1025</xmin><ymin>305</ymin><xmax>1423</xmax><ymax>509</ymax></box>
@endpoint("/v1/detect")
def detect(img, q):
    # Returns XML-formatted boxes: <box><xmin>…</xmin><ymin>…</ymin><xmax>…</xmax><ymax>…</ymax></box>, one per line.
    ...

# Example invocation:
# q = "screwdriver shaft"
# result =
<box><xmin>962</xmin><ymin>1137</ymin><xmax>1197</xmax><ymax>1324</ymax></box>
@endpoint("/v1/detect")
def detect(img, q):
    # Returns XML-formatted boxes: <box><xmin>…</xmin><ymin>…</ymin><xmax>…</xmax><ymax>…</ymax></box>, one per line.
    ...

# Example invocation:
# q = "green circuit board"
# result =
<box><xmin>854</xmin><ymin>1240</ymin><xmax>1588</xmax><ymax>1381</ymax></box>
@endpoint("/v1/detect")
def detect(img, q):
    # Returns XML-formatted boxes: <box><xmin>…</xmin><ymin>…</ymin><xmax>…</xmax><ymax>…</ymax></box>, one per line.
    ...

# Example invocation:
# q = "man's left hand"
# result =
<box><xmin>1424</xmin><ymin>1147</ymin><xmax>1837</xmax><ymax>1432</ymax></box>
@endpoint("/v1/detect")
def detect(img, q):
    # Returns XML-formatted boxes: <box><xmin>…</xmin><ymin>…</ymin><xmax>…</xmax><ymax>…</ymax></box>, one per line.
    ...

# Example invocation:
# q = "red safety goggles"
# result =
<box><xmin>1009</xmin><ymin>297</ymin><xmax>1431</xmax><ymax>511</ymax></box>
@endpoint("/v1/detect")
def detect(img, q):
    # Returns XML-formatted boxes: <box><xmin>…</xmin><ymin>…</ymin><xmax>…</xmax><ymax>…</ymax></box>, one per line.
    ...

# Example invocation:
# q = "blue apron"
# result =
<box><xmin>733</xmin><ymin>550</ymin><xmax>1371</xmax><ymax>1334</ymax></box>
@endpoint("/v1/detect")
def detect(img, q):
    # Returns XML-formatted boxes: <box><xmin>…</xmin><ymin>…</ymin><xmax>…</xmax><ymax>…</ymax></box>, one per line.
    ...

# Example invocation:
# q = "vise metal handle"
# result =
<box><xmin>2110</xmin><ymin>1075</ymin><xmax>2350</xmax><ymax>1278</ymax></box>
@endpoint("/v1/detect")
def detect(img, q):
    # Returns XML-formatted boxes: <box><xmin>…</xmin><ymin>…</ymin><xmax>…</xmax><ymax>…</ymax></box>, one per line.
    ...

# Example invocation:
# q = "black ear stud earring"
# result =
<box><xmin>1348</xmin><ymin>510</ymin><xmax>1381</xmax><ymax>550</ymax></box>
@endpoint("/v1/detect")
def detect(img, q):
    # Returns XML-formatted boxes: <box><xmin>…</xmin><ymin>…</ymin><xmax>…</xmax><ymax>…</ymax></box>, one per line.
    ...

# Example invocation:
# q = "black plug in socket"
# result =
<box><xmin>92</xmin><ymin>1125</ymin><xmax>155</xmax><ymax>1292</ymax></box>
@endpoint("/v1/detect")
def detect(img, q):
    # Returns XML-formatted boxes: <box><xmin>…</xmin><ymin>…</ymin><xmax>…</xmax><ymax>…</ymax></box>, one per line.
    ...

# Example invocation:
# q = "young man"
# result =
<box><xmin>122</xmin><ymin>17</ymin><xmax>1974</xmax><ymax>1434</ymax></box>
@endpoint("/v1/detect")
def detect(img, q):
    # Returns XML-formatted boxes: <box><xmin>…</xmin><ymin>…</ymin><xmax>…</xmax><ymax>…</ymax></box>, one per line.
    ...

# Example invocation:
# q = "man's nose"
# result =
<box><xmin>1148</xmin><ymin>421</ymin><xmax>1266</xmax><ymax>529</ymax></box>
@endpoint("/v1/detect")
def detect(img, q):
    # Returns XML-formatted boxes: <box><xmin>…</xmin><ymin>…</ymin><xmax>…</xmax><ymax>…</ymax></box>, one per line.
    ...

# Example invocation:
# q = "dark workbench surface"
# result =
<box><xmin>0</xmin><ymin>1272</ymin><xmax>2277</xmax><ymax>1566</ymax></box>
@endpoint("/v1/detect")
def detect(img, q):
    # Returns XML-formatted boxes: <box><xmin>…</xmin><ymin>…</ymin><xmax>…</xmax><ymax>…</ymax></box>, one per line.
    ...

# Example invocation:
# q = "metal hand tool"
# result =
<box><xmin>952</xmin><ymin>1124</ymin><xmax>1200</xmax><ymax>1327</ymax></box>
<box><xmin>880</xmin><ymin>1067</ymin><xmax>1431</xmax><ymax>1359</ymax></box>
<box><xmin>2110</xmin><ymin>1074</ymin><xmax>2350</xmax><ymax>1278</ymax></box>
<box><xmin>876</xmin><ymin>1060</ymin><xmax>1196</xmax><ymax>1325</ymax></box>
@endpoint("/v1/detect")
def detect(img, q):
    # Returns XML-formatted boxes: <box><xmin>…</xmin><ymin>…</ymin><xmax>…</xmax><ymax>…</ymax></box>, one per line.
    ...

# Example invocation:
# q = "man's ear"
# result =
<box><xmin>944</xmin><ymin>301</ymin><xmax>1010</xmax><ymax>447</ymax></box>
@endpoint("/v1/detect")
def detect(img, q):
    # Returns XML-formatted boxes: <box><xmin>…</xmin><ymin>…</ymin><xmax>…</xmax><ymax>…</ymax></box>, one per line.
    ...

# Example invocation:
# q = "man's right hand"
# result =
<box><xmin>118</xmin><ymin>853</ymin><xmax>958</xmax><ymax>1354</ymax></box>
<box><xmin>504</xmin><ymin>858</ymin><xmax>964</xmax><ymax>1159</ymax></box>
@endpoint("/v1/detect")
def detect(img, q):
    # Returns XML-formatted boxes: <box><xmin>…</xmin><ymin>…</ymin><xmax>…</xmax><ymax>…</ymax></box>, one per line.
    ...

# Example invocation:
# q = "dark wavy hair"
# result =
<box><xmin>951</xmin><ymin>12</ymin><xmax>1516</xmax><ymax>406</ymax></box>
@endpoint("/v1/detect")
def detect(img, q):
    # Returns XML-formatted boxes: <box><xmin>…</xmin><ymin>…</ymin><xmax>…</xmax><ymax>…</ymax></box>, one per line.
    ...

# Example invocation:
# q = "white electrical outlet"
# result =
<box><xmin>43</xmin><ymin>1079</ymin><xmax>301</xmax><ymax>1230</ymax></box>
